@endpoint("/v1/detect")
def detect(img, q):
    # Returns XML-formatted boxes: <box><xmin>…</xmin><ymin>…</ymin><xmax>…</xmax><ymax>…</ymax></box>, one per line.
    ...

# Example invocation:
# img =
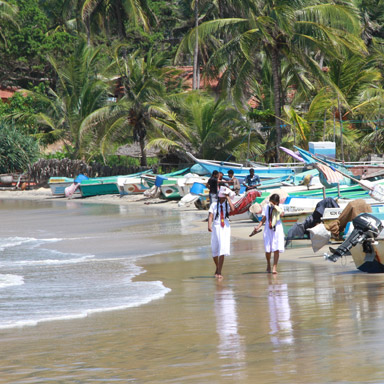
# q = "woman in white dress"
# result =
<box><xmin>208</xmin><ymin>187</ymin><xmax>235</xmax><ymax>279</ymax></box>
<box><xmin>251</xmin><ymin>193</ymin><xmax>285</xmax><ymax>274</ymax></box>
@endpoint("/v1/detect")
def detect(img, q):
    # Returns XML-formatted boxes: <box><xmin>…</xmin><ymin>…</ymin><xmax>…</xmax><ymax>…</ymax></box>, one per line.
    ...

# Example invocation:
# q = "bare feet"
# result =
<box><xmin>272</xmin><ymin>267</ymin><xmax>278</xmax><ymax>274</ymax></box>
<box><xmin>266</xmin><ymin>268</ymin><xmax>271</xmax><ymax>273</ymax></box>
<box><xmin>216</xmin><ymin>274</ymin><xmax>223</xmax><ymax>280</ymax></box>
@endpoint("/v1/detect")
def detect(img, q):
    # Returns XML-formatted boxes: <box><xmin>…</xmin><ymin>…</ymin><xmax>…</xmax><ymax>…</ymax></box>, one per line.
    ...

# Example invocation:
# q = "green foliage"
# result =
<box><xmin>0</xmin><ymin>90</ymin><xmax>46</xmax><ymax>135</ymax></box>
<box><xmin>1</xmin><ymin>0</ymin><xmax>384</xmax><ymax>163</ymax></box>
<box><xmin>0</xmin><ymin>122</ymin><xmax>40</xmax><ymax>173</ymax></box>
<box><xmin>147</xmin><ymin>91</ymin><xmax>253</xmax><ymax>161</ymax></box>
<box><xmin>247</xmin><ymin>108</ymin><xmax>274</xmax><ymax>123</ymax></box>
<box><xmin>0</xmin><ymin>0</ymin><xmax>76</xmax><ymax>87</ymax></box>
<box><xmin>100</xmin><ymin>154</ymin><xmax>158</xmax><ymax>167</ymax></box>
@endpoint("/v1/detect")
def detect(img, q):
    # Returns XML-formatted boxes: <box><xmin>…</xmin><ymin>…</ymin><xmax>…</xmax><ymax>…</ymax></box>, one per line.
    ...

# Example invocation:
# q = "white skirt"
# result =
<box><xmin>263</xmin><ymin>222</ymin><xmax>285</xmax><ymax>253</ymax></box>
<box><xmin>211</xmin><ymin>223</ymin><xmax>231</xmax><ymax>257</ymax></box>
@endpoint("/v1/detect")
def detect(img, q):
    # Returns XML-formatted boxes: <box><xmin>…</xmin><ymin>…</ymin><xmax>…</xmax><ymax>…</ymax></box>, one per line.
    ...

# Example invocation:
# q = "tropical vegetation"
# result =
<box><xmin>1</xmin><ymin>0</ymin><xmax>384</xmax><ymax>173</ymax></box>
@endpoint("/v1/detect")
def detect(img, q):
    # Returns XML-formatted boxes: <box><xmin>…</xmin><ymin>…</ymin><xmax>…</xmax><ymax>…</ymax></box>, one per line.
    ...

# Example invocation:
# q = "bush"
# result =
<box><xmin>0</xmin><ymin>123</ymin><xmax>40</xmax><ymax>173</ymax></box>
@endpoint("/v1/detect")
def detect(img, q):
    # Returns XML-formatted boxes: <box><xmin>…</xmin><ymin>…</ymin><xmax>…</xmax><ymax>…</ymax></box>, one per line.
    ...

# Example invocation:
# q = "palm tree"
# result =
<box><xmin>146</xmin><ymin>92</ymin><xmax>256</xmax><ymax>161</ymax></box>
<box><xmin>81</xmin><ymin>0</ymin><xmax>154</xmax><ymax>43</ymax></box>
<box><xmin>80</xmin><ymin>48</ymin><xmax>182</xmax><ymax>165</ymax></box>
<box><xmin>304</xmin><ymin>53</ymin><xmax>382</xmax><ymax>160</ymax></box>
<box><xmin>181</xmin><ymin>0</ymin><xmax>365</xmax><ymax>161</ymax></box>
<box><xmin>24</xmin><ymin>41</ymin><xmax>111</xmax><ymax>159</ymax></box>
<box><xmin>0</xmin><ymin>0</ymin><xmax>18</xmax><ymax>47</ymax></box>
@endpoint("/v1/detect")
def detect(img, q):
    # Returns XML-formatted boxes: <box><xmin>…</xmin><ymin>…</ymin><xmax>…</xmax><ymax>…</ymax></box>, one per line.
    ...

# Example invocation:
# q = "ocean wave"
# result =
<box><xmin>0</xmin><ymin>236</ymin><xmax>62</xmax><ymax>252</ymax></box>
<box><xmin>16</xmin><ymin>254</ymin><xmax>96</xmax><ymax>266</ymax></box>
<box><xmin>0</xmin><ymin>274</ymin><xmax>24</xmax><ymax>289</ymax></box>
<box><xmin>0</xmin><ymin>280</ymin><xmax>171</xmax><ymax>330</ymax></box>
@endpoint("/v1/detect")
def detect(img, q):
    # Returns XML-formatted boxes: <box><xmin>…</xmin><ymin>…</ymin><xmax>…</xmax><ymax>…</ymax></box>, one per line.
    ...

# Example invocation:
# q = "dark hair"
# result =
<box><xmin>212</xmin><ymin>170</ymin><xmax>219</xmax><ymax>176</ymax></box>
<box><xmin>269</xmin><ymin>193</ymin><xmax>280</xmax><ymax>205</ymax></box>
<box><xmin>215</xmin><ymin>199</ymin><xmax>229</xmax><ymax>220</ymax></box>
<box><xmin>250</xmin><ymin>168</ymin><xmax>254</xmax><ymax>172</ymax></box>
<box><xmin>228</xmin><ymin>170</ymin><xmax>234</xmax><ymax>176</ymax></box>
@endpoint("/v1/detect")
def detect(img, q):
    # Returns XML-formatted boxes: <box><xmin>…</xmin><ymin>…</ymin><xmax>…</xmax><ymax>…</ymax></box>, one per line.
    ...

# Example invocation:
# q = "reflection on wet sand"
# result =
<box><xmin>268</xmin><ymin>276</ymin><xmax>293</xmax><ymax>346</ymax></box>
<box><xmin>215</xmin><ymin>284</ymin><xmax>247</xmax><ymax>380</ymax></box>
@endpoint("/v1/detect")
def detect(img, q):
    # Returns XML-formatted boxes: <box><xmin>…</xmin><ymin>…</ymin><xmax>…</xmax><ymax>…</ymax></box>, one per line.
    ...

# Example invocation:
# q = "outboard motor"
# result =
<box><xmin>324</xmin><ymin>213</ymin><xmax>383</xmax><ymax>263</ymax></box>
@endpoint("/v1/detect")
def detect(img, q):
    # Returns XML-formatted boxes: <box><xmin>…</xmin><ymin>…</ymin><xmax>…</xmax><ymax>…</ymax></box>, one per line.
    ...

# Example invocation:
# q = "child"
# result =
<box><xmin>251</xmin><ymin>193</ymin><xmax>284</xmax><ymax>274</ymax></box>
<box><xmin>208</xmin><ymin>186</ymin><xmax>235</xmax><ymax>279</ymax></box>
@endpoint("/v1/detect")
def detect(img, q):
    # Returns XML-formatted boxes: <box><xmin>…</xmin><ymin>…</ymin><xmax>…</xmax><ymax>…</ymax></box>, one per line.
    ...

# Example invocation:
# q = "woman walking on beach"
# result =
<box><xmin>251</xmin><ymin>193</ymin><xmax>284</xmax><ymax>274</ymax></box>
<box><xmin>208</xmin><ymin>186</ymin><xmax>235</xmax><ymax>279</ymax></box>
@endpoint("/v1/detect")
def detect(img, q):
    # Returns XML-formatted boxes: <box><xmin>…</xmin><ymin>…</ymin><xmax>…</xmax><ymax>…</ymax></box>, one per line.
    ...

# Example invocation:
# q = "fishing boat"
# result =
<box><xmin>79</xmin><ymin>176</ymin><xmax>121</xmax><ymax>197</ymax></box>
<box><xmin>160</xmin><ymin>179</ymin><xmax>182</xmax><ymax>199</ymax></box>
<box><xmin>79</xmin><ymin>169</ymin><xmax>154</xmax><ymax>198</ymax></box>
<box><xmin>178</xmin><ymin>182</ymin><xmax>209</xmax><ymax>207</ymax></box>
<box><xmin>159</xmin><ymin>174</ymin><xmax>210</xmax><ymax>200</ymax></box>
<box><xmin>186</xmin><ymin>152</ymin><xmax>298</xmax><ymax>180</ymax></box>
<box><xmin>117</xmin><ymin>176</ymin><xmax>148</xmax><ymax>195</ymax></box>
<box><xmin>176</xmin><ymin>175</ymin><xmax>209</xmax><ymax>197</ymax></box>
<box><xmin>117</xmin><ymin>170</ymin><xmax>154</xmax><ymax>196</ymax></box>
<box><xmin>141</xmin><ymin>167</ymin><xmax>192</xmax><ymax>190</ymax></box>
<box><xmin>48</xmin><ymin>177</ymin><xmax>79</xmax><ymax>197</ymax></box>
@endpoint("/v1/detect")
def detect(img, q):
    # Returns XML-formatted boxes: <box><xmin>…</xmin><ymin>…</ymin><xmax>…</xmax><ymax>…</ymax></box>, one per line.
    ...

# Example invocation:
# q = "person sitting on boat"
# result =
<box><xmin>226</xmin><ymin>170</ymin><xmax>241</xmax><ymax>195</ymax></box>
<box><xmin>243</xmin><ymin>168</ymin><xmax>261</xmax><ymax>191</ymax></box>
<box><xmin>206</xmin><ymin>170</ymin><xmax>220</xmax><ymax>205</ymax></box>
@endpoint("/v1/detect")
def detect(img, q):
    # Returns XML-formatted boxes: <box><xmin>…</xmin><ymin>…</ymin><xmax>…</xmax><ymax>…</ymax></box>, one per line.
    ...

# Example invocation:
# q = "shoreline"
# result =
<box><xmin>0</xmin><ymin>188</ymin><xmax>343</xmax><ymax>269</ymax></box>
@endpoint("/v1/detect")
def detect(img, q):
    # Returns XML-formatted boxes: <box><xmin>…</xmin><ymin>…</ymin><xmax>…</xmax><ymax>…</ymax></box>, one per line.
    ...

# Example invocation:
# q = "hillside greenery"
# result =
<box><xmin>1</xmin><ymin>0</ymin><xmax>384</xmax><ymax>171</ymax></box>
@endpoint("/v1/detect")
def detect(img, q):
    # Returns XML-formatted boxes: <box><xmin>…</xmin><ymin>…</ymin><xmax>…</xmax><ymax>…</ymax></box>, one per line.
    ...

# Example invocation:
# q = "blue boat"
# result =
<box><xmin>186</xmin><ymin>152</ymin><xmax>297</xmax><ymax>180</ymax></box>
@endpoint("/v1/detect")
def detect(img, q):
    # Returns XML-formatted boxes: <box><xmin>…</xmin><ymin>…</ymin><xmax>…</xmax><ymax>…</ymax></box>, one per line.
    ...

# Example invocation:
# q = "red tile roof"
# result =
<box><xmin>176</xmin><ymin>66</ymin><xmax>220</xmax><ymax>91</ymax></box>
<box><xmin>0</xmin><ymin>87</ymin><xmax>26</xmax><ymax>103</ymax></box>
<box><xmin>0</xmin><ymin>89</ymin><xmax>15</xmax><ymax>101</ymax></box>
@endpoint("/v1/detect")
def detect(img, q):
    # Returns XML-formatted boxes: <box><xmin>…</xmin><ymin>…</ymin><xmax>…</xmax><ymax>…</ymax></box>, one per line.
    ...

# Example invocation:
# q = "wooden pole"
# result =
<box><xmin>193</xmin><ymin>0</ymin><xmax>199</xmax><ymax>90</ymax></box>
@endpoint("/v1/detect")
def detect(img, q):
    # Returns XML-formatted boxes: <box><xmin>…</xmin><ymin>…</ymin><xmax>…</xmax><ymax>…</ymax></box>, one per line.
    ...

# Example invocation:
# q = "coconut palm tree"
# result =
<box><xmin>146</xmin><ymin>91</ymin><xmax>259</xmax><ymax>162</ymax></box>
<box><xmin>180</xmin><ymin>0</ymin><xmax>365</xmax><ymax>161</ymax></box>
<box><xmin>303</xmin><ymin>53</ymin><xmax>383</xmax><ymax>160</ymax></box>
<box><xmin>23</xmin><ymin>41</ymin><xmax>111</xmax><ymax>159</ymax></box>
<box><xmin>80</xmin><ymin>48</ymin><xmax>182</xmax><ymax>165</ymax></box>
<box><xmin>0</xmin><ymin>0</ymin><xmax>18</xmax><ymax>47</ymax></box>
<box><xmin>81</xmin><ymin>0</ymin><xmax>154</xmax><ymax>43</ymax></box>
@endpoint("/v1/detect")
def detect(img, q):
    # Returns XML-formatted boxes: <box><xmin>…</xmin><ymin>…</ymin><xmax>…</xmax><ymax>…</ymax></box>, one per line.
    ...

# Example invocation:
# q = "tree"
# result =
<box><xmin>80</xmin><ymin>48</ymin><xmax>182</xmax><ymax>165</ymax></box>
<box><xmin>0</xmin><ymin>0</ymin><xmax>76</xmax><ymax>88</ymax></box>
<box><xmin>24</xmin><ymin>41</ymin><xmax>111</xmax><ymax>159</ymax></box>
<box><xmin>305</xmin><ymin>53</ymin><xmax>382</xmax><ymax>160</ymax></box>
<box><xmin>81</xmin><ymin>0</ymin><xmax>154</xmax><ymax>44</ymax></box>
<box><xmin>0</xmin><ymin>0</ymin><xmax>18</xmax><ymax>47</ymax></box>
<box><xmin>0</xmin><ymin>122</ymin><xmax>40</xmax><ymax>173</ymax></box>
<box><xmin>185</xmin><ymin>0</ymin><xmax>365</xmax><ymax>161</ymax></box>
<box><xmin>146</xmin><ymin>91</ymin><xmax>253</xmax><ymax>161</ymax></box>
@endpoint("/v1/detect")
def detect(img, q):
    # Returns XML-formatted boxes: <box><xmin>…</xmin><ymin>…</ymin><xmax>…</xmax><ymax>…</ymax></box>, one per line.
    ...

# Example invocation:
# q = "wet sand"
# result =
<box><xmin>2</xmin><ymin>189</ymin><xmax>383</xmax><ymax>383</ymax></box>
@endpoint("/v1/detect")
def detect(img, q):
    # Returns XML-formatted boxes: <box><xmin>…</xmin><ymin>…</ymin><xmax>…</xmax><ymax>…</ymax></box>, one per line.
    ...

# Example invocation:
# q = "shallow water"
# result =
<box><xmin>0</xmin><ymin>199</ymin><xmax>384</xmax><ymax>383</ymax></box>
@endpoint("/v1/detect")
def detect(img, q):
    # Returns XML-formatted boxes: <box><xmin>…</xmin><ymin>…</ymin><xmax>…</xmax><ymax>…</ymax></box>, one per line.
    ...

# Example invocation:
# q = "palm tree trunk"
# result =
<box><xmin>337</xmin><ymin>95</ymin><xmax>344</xmax><ymax>161</ymax></box>
<box><xmin>270</xmin><ymin>46</ymin><xmax>282</xmax><ymax>162</ymax></box>
<box><xmin>140</xmin><ymin>137</ymin><xmax>147</xmax><ymax>166</ymax></box>
<box><xmin>193</xmin><ymin>0</ymin><xmax>199</xmax><ymax>90</ymax></box>
<box><xmin>115</xmin><ymin>0</ymin><xmax>126</xmax><ymax>39</ymax></box>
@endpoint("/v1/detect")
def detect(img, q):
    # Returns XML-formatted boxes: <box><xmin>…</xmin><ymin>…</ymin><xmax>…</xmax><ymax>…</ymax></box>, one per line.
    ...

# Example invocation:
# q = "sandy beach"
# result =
<box><xmin>0</xmin><ymin>187</ymin><xmax>335</xmax><ymax>266</ymax></box>
<box><xmin>2</xmin><ymin>188</ymin><xmax>383</xmax><ymax>384</ymax></box>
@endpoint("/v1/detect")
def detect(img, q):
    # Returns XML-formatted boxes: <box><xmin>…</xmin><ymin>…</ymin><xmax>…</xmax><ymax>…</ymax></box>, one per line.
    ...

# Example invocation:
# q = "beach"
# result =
<box><xmin>1</xmin><ymin>189</ymin><xmax>384</xmax><ymax>383</ymax></box>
